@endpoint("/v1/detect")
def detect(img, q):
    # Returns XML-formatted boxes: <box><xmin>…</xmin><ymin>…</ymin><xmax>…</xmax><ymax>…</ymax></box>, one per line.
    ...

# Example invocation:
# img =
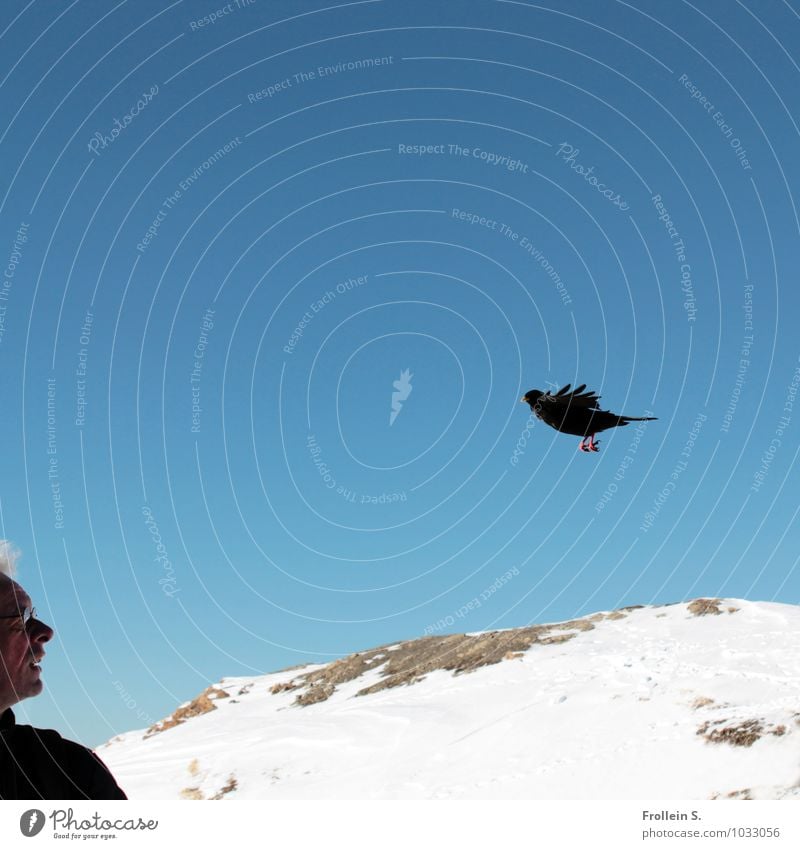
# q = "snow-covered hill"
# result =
<box><xmin>100</xmin><ymin>598</ymin><xmax>800</xmax><ymax>800</ymax></box>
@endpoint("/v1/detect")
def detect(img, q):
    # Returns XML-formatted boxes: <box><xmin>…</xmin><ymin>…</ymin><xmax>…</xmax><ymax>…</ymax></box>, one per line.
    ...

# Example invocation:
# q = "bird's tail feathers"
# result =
<box><xmin>618</xmin><ymin>415</ymin><xmax>658</xmax><ymax>423</ymax></box>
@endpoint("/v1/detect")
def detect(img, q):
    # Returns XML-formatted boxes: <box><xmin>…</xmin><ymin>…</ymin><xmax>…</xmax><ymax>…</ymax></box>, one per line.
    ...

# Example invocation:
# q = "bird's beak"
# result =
<box><xmin>519</xmin><ymin>396</ymin><xmax>526</xmax><ymax>402</ymax></box>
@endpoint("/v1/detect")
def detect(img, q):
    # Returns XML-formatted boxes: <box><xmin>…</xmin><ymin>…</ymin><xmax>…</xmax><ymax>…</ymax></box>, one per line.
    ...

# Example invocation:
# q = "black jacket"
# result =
<box><xmin>0</xmin><ymin>708</ymin><xmax>127</xmax><ymax>799</ymax></box>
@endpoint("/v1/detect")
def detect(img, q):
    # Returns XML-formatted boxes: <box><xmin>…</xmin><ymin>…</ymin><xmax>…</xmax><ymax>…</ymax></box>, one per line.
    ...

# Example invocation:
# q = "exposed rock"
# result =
<box><xmin>145</xmin><ymin>686</ymin><xmax>230</xmax><ymax>737</ymax></box>
<box><xmin>697</xmin><ymin>718</ymin><xmax>786</xmax><ymax>747</ymax></box>
<box><xmin>688</xmin><ymin>599</ymin><xmax>724</xmax><ymax>616</ymax></box>
<box><xmin>711</xmin><ymin>788</ymin><xmax>753</xmax><ymax>800</ymax></box>
<box><xmin>211</xmin><ymin>775</ymin><xmax>238</xmax><ymax>800</ymax></box>
<box><xmin>295</xmin><ymin>682</ymin><xmax>336</xmax><ymax>706</ymax></box>
<box><xmin>274</xmin><ymin>617</ymin><xmax>598</xmax><ymax>707</ymax></box>
<box><xmin>179</xmin><ymin>787</ymin><xmax>204</xmax><ymax>800</ymax></box>
<box><xmin>270</xmin><ymin>680</ymin><xmax>300</xmax><ymax>695</ymax></box>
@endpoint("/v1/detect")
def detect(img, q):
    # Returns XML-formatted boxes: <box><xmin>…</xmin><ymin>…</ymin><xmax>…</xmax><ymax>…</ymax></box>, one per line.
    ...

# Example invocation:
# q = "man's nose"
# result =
<box><xmin>30</xmin><ymin>618</ymin><xmax>54</xmax><ymax>643</ymax></box>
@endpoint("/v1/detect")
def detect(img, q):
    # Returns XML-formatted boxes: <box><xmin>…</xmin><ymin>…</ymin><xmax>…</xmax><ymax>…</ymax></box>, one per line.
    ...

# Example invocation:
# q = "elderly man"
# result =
<box><xmin>0</xmin><ymin>547</ymin><xmax>126</xmax><ymax>799</ymax></box>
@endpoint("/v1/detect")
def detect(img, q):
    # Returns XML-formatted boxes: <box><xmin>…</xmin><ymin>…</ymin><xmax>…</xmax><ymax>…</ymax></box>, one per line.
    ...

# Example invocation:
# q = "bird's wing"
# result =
<box><xmin>541</xmin><ymin>383</ymin><xmax>602</xmax><ymax>410</ymax></box>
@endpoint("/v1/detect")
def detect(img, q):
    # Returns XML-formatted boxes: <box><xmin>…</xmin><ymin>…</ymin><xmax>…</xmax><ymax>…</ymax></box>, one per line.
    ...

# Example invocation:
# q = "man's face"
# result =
<box><xmin>0</xmin><ymin>577</ymin><xmax>54</xmax><ymax>713</ymax></box>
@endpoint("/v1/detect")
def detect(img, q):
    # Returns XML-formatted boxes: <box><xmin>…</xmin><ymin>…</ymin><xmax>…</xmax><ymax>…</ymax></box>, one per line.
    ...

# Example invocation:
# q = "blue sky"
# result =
<box><xmin>2</xmin><ymin>0</ymin><xmax>799</xmax><ymax>746</ymax></box>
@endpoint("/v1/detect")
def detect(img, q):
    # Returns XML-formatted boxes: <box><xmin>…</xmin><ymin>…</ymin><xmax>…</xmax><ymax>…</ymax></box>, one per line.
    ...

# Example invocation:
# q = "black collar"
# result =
<box><xmin>0</xmin><ymin>708</ymin><xmax>15</xmax><ymax>729</ymax></box>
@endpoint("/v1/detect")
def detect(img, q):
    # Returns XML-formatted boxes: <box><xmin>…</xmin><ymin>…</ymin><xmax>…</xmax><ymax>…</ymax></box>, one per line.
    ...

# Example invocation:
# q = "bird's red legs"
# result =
<box><xmin>579</xmin><ymin>434</ymin><xmax>600</xmax><ymax>452</ymax></box>
<box><xmin>578</xmin><ymin>437</ymin><xmax>587</xmax><ymax>452</ymax></box>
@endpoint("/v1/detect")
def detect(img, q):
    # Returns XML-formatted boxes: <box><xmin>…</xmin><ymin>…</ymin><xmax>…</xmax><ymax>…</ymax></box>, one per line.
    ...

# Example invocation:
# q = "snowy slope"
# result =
<box><xmin>99</xmin><ymin>599</ymin><xmax>800</xmax><ymax>800</ymax></box>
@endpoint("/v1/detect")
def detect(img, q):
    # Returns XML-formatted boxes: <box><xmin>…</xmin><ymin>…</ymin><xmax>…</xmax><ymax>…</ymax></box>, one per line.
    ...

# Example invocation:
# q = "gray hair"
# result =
<box><xmin>0</xmin><ymin>540</ymin><xmax>19</xmax><ymax>577</ymax></box>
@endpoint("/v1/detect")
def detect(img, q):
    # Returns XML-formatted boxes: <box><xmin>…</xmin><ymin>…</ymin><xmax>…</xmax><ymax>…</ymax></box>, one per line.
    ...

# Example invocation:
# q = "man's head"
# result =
<box><xmin>0</xmin><ymin>544</ymin><xmax>54</xmax><ymax>714</ymax></box>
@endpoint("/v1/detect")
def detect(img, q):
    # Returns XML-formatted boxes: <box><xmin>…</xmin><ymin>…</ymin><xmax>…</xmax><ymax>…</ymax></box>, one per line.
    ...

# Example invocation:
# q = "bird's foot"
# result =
<box><xmin>579</xmin><ymin>436</ymin><xmax>601</xmax><ymax>452</ymax></box>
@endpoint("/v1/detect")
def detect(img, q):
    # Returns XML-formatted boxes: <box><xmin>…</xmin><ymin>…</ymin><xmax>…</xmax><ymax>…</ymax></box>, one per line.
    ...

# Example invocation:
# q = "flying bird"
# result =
<box><xmin>520</xmin><ymin>383</ymin><xmax>656</xmax><ymax>452</ymax></box>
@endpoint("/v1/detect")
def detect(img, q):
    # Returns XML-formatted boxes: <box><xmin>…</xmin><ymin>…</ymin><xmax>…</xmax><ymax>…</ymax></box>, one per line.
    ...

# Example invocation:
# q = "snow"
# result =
<box><xmin>99</xmin><ymin>599</ymin><xmax>800</xmax><ymax>799</ymax></box>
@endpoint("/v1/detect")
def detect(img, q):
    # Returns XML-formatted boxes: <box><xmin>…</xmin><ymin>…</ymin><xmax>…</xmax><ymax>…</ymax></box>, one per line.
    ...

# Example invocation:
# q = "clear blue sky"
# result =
<box><xmin>2</xmin><ymin>0</ymin><xmax>799</xmax><ymax>746</ymax></box>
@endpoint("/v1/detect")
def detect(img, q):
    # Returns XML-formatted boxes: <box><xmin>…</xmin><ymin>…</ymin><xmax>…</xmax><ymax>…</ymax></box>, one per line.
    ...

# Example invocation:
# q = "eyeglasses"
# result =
<box><xmin>0</xmin><ymin>606</ymin><xmax>36</xmax><ymax>627</ymax></box>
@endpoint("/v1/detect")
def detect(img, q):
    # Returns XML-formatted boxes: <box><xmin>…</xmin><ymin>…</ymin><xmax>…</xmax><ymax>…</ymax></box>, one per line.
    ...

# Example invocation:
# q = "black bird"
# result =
<box><xmin>520</xmin><ymin>384</ymin><xmax>656</xmax><ymax>452</ymax></box>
